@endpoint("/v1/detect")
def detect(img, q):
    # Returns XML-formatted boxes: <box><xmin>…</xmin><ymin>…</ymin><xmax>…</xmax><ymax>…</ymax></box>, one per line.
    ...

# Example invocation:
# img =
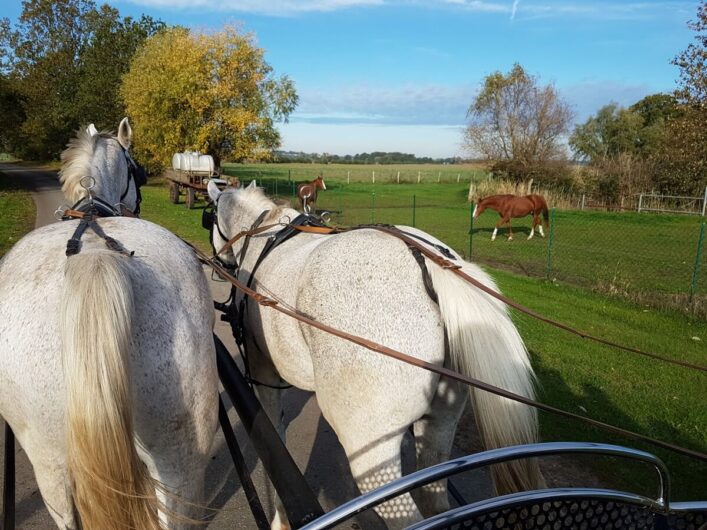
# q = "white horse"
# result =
<box><xmin>0</xmin><ymin>119</ymin><xmax>218</xmax><ymax>529</ymax></box>
<box><xmin>207</xmin><ymin>181</ymin><xmax>544</xmax><ymax>530</ymax></box>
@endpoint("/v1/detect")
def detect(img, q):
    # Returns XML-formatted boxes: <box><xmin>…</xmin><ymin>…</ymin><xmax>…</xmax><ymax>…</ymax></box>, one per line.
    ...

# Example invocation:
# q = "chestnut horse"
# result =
<box><xmin>296</xmin><ymin>175</ymin><xmax>326</xmax><ymax>213</ymax></box>
<box><xmin>473</xmin><ymin>194</ymin><xmax>549</xmax><ymax>241</ymax></box>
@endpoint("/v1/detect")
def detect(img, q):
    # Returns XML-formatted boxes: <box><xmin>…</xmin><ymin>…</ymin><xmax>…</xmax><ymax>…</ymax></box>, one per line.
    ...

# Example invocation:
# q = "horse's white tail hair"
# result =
<box><xmin>60</xmin><ymin>250</ymin><xmax>162</xmax><ymax>530</ymax></box>
<box><xmin>427</xmin><ymin>260</ymin><xmax>546</xmax><ymax>494</ymax></box>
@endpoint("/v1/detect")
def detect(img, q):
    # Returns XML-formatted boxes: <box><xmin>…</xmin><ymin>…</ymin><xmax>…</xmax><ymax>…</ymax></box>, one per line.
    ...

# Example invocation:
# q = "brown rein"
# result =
<box><xmin>233</xmin><ymin>222</ymin><xmax>706</xmax><ymax>374</ymax></box>
<box><xmin>190</xmin><ymin>241</ymin><xmax>706</xmax><ymax>463</ymax></box>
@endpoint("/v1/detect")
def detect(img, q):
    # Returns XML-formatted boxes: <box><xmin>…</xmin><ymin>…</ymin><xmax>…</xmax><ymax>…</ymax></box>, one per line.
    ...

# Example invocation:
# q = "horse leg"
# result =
<box><xmin>528</xmin><ymin>216</ymin><xmax>536</xmax><ymax>240</ymax></box>
<box><xmin>335</xmin><ymin>421</ymin><xmax>421</xmax><ymax>529</ymax></box>
<box><xmin>23</xmin><ymin>445</ymin><xmax>78</xmax><ymax>529</ymax></box>
<box><xmin>507</xmin><ymin>219</ymin><xmax>514</xmax><ymax>241</ymax></box>
<box><xmin>492</xmin><ymin>217</ymin><xmax>507</xmax><ymax>241</ymax></box>
<box><xmin>413</xmin><ymin>378</ymin><xmax>469</xmax><ymax>517</ymax></box>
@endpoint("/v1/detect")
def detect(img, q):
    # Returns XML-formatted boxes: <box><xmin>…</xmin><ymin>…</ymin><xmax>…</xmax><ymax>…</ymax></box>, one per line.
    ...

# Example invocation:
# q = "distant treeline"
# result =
<box><xmin>274</xmin><ymin>151</ymin><xmax>473</xmax><ymax>165</ymax></box>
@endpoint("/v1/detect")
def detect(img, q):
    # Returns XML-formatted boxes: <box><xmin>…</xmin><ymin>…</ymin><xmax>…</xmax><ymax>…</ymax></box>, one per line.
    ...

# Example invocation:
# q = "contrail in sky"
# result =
<box><xmin>510</xmin><ymin>0</ymin><xmax>520</xmax><ymax>20</ymax></box>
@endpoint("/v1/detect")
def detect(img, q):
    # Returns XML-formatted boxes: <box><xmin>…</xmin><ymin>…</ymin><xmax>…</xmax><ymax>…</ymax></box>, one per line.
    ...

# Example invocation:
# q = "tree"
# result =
<box><xmin>672</xmin><ymin>1</ymin><xmax>707</xmax><ymax>104</ymax></box>
<box><xmin>650</xmin><ymin>1</ymin><xmax>707</xmax><ymax>195</ymax></box>
<box><xmin>120</xmin><ymin>26</ymin><xmax>298</xmax><ymax>172</ymax></box>
<box><xmin>463</xmin><ymin>63</ymin><xmax>573</xmax><ymax>181</ymax></box>
<box><xmin>0</xmin><ymin>0</ymin><xmax>161</xmax><ymax>159</ymax></box>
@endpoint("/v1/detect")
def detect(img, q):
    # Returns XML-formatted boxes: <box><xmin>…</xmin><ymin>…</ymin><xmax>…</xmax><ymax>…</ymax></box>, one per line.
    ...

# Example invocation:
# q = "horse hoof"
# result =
<box><xmin>507</xmin><ymin>237</ymin><xmax>513</xmax><ymax>242</ymax></box>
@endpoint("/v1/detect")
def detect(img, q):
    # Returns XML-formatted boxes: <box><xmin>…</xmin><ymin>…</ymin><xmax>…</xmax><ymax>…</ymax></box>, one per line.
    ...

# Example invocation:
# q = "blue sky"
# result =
<box><xmin>1</xmin><ymin>0</ymin><xmax>698</xmax><ymax>157</ymax></box>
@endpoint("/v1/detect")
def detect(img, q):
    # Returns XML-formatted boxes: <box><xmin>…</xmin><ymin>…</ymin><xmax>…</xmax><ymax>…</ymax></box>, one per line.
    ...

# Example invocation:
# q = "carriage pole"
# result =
<box><xmin>2</xmin><ymin>422</ymin><xmax>15</xmax><ymax>530</ymax></box>
<box><xmin>213</xmin><ymin>335</ymin><xmax>324</xmax><ymax>527</ymax></box>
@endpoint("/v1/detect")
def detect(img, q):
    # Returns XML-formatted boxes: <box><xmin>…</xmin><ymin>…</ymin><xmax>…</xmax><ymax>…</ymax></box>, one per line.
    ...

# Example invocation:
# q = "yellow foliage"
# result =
<box><xmin>120</xmin><ymin>26</ymin><xmax>297</xmax><ymax>172</ymax></box>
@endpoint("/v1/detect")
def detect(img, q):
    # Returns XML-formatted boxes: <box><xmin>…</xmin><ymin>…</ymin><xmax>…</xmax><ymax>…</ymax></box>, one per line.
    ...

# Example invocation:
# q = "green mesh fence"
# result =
<box><xmin>222</xmin><ymin>169</ymin><xmax>707</xmax><ymax>317</ymax></box>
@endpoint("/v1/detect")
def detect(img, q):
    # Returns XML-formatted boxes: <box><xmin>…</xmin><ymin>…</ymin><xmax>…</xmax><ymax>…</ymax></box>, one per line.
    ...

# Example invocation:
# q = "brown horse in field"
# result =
<box><xmin>473</xmin><ymin>194</ymin><xmax>549</xmax><ymax>241</ymax></box>
<box><xmin>296</xmin><ymin>175</ymin><xmax>326</xmax><ymax>213</ymax></box>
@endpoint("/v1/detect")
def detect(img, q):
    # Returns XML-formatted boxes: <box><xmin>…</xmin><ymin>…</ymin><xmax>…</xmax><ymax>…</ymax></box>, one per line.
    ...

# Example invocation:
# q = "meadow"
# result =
<box><xmin>140</xmin><ymin>170</ymin><xmax>706</xmax><ymax>499</ymax></box>
<box><xmin>218</xmin><ymin>165</ymin><xmax>707</xmax><ymax>316</ymax></box>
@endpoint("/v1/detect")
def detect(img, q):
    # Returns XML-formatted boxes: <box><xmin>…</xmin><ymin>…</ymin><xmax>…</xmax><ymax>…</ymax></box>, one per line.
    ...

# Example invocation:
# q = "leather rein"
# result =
<box><xmin>190</xmin><ymin>235</ymin><xmax>707</xmax><ymax>463</ymax></box>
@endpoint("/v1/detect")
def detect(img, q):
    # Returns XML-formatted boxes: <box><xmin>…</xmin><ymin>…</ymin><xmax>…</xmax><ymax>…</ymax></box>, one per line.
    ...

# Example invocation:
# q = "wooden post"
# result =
<box><xmin>347</xmin><ymin>171</ymin><xmax>350</xmax><ymax>185</ymax></box>
<box><xmin>417</xmin><ymin>171</ymin><xmax>421</xmax><ymax>184</ymax></box>
<box><xmin>638</xmin><ymin>193</ymin><xmax>643</xmax><ymax>213</ymax></box>
<box><xmin>437</xmin><ymin>171</ymin><xmax>441</xmax><ymax>183</ymax></box>
<box><xmin>581</xmin><ymin>194</ymin><xmax>585</xmax><ymax>211</ymax></box>
<box><xmin>372</xmin><ymin>170</ymin><xmax>375</xmax><ymax>184</ymax></box>
<box><xmin>397</xmin><ymin>171</ymin><xmax>400</xmax><ymax>184</ymax></box>
<box><xmin>457</xmin><ymin>173</ymin><xmax>460</xmax><ymax>183</ymax></box>
<box><xmin>702</xmin><ymin>186</ymin><xmax>707</xmax><ymax>217</ymax></box>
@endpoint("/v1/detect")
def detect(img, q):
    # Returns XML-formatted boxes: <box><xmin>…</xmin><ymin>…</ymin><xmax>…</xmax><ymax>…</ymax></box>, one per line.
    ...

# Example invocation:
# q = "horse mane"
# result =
<box><xmin>59</xmin><ymin>128</ymin><xmax>114</xmax><ymax>202</ymax></box>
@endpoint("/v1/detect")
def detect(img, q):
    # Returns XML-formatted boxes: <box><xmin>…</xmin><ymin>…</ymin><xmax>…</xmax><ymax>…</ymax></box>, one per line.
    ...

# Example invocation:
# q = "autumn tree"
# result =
<box><xmin>463</xmin><ymin>63</ymin><xmax>573</xmax><ymax>183</ymax></box>
<box><xmin>651</xmin><ymin>0</ymin><xmax>707</xmax><ymax>194</ymax></box>
<box><xmin>0</xmin><ymin>0</ymin><xmax>162</xmax><ymax>159</ymax></box>
<box><xmin>120</xmin><ymin>26</ymin><xmax>298</xmax><ymax>172</ymax></box>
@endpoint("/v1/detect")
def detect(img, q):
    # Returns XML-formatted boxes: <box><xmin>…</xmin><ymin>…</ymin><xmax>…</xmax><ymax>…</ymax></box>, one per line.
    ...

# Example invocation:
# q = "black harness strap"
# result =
<box><xmin>65</xmin><ymin>209</ymin><xmax>134</xmax><ymax>257</ymax></box>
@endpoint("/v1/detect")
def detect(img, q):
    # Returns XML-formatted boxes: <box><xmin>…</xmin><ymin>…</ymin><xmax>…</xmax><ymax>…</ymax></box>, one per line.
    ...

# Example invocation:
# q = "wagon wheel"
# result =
<box><xmin>185</xmin><ymin>187</ymin><xmax>196</xmax><ymax>209</ymax></box>
<box><xmin>169</xmin><ymin>181</ymin><xmax>180</xmax><ymax>204</ymax></box>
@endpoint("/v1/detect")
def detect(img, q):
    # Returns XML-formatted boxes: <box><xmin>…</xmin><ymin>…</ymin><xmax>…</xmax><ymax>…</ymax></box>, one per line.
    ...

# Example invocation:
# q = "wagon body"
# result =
<box><xmin>164</xmin><ymin>168</ymin><xmax>237</xmax><ymax>208</ymax></box>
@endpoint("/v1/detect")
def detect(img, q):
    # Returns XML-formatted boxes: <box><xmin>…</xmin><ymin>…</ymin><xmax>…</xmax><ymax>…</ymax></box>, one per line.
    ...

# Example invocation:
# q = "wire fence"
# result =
<box><xmin>225</xmin><ymin>173</ymin><xmax>707</xmax><ymax>318</ymax></box>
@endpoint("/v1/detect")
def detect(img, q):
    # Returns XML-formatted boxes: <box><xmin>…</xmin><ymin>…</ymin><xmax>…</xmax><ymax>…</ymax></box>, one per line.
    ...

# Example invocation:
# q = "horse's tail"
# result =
<box><xmin>60</xmin><ymin>250</ymin><xmax>162</xmax><ymax>530</ymax></box>
<box><xmin>427</xmin><ymin>260</ymin><xmax>545</xmax><ymax>494</ymax></box>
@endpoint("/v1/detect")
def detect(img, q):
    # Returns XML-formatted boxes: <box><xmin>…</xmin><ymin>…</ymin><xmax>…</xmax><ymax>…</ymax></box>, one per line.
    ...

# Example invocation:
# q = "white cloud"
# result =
<box><xmin>291</xmin><ymin>83</ymin><xmax>477</xmax><ymax>126</ymax></box>
<box><xmin>118</xmin><ymin>0</ymin><xmax>690</xmax><ymax>17</ymax></box>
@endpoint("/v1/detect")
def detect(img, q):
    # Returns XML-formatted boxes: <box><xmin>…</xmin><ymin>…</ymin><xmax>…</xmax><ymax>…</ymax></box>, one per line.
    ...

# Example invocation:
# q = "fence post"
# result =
<box><xmin>546</xmin><ymin>208</ymin><xmax>556</xmax><ymax>279</ymax></box>
<box><xmin>702</xmin><ymin>186</ymin><xmax>707</xmax><ymax>217</ymax></box>
<box><xmin>288</xmin><ymin>169</ymin><xmax>291</xmax><ymax>182</ymax></box>
<box><xmin>291</xmin><ymin>181</ymin><xmax>295</xmax><ymax>197</ymax></box>
<box><xmin>412</xmin><ymin>195</ymin><xmax>416</xmax><ymax>227</ymax></box>
<box><xmin>372</xmin><ymin>170</ymin><xmax>375</xmax><ymax>184</ymax></box>
<box><xmin>689</xmin><ymin>222</ymin><xmax>706</xmax><ymax>302</ymax></box>
<box><xmin>347</xmin><ymin>171</ymin><xmax>350</xmax><ymax>185</ymax></box>
<box><xmin>581</xmin><ymin>194</ymin><xmax>585</xmax><ymax>211</ymax></box>
<box><xmin>371</xmin><ymin>191</ymin><xmax>376</xmax><ymax>224</ymax></box>
<box><xmin>417</xmin><ymin>171</ymin><xmax>421</xmax><ymax>184</ymax></box>
<box><xmin>638</xmin><ymin>193</ymin><xmax>643</xmax><ymax>213</ymax></box>
<box><xmin>274</xmin><ymin>178</ymin><xmax>278</xmax><ymax>196</ymax></box>
<box><xmin>397</xmin><ymin>171</ymin><xmax>400</xmax><ymax>184</ymax></box>
<box><xmin>468</xmin><ymin>202</ymin><xmax>474</xmax><ymax>258</ymax></box>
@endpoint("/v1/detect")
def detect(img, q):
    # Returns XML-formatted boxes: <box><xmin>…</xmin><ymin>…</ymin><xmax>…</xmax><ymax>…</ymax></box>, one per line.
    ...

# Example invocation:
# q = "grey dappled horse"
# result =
<box><xmin>207</xmin><ymin>181</ymin><xmax>544</xmax><ymax>530</ymax></box>
<box><xmin>0</xmin><ymin>120</ymin><xmax>218</xmax><ymax>529</ymax></box>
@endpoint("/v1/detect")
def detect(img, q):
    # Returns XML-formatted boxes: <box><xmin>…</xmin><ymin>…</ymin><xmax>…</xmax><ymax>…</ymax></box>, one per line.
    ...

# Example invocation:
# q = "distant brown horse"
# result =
<box><xmin>296</xmin><ymin>175</ymin><xmax>326</xmax><ymax>213</ymax></box>
<box><xmin>473</xmin><ymin>194</ymin><xmax>549</xmax><ymax>241</ymax></box>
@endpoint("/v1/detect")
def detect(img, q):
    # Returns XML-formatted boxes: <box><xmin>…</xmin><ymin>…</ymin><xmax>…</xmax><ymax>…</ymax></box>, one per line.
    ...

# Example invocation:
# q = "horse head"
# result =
<box><xmin>315</xmin><ymin>175</ymin><xmax>326</xmax><ymax>190</ymax></box>
<box><xmin>207</xmin><ymin>179</ymin><xmax>278</xmax><ymax>266</ymax></box>
<box><xmin>59</xmin><ymin>117</ymin><xmax>145</xmax><ymax>215</ymax></box>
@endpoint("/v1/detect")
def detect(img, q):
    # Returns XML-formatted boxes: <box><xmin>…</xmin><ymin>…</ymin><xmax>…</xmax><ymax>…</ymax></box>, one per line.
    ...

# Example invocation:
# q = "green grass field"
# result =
<box><xmin>0</xmin><ymin>171</ymin><xmax>35</xmax><ymax>258</ymax></box>
<box><xmin>216</xmin><ymin>168</ymin><xmax>707</xmax><ymax>316</ymax></box>
<box><xmin>142</xmin><ymin>174</ymin><xmax>706</xmax><ymax>499</ymax></box>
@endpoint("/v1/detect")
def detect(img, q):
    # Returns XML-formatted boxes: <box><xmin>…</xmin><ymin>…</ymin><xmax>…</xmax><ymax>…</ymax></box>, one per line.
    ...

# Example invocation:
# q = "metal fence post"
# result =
<box><xmin>275</xmin><ymin>178</ymin><xmax>278</xmax><ymax>196</ymax></box>
<box><xmin>469</xmin><ymin>202</ymin><xmax>474</xmax><ymax>258</ymax></box>
<box><xmin>689</xmin><ymin>222</ymin><xmax>706</xmax><ymax>302</ymax></box>
<box><xmin>371</xmin><ymin>191</ymin><xmax>376</xmax><ymax>224</ymax></box>
<box><xmin>291</xmin><ymin>181</ymin><xmax>295</xmax><ymax>197</ymax></box>
<box><xmin>546</xmin><ymin>208</ymin><xmax>556</xmax><ymax>279</ymax></box>
<box><xmin>702</xmin><ymin>186</ymin><xmax>707</xmax><ymax>217</ymax></box>
<box><xmin>412</xmin><ymin>195</ymin><xmax>416</xmax><ymax>227</ymax></box>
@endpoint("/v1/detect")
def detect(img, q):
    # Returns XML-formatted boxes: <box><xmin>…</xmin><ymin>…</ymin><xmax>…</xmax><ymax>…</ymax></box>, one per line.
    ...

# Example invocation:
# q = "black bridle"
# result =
<box><xmin>202</xmin><ymin>197</ymin><xmax>235</xmax><ymax>271</ymax></box>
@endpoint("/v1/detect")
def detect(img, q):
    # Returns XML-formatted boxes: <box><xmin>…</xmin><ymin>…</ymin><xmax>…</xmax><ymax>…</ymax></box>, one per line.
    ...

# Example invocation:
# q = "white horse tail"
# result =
<box><xmin>60</xmin><ymin>250</ymin><xmax>161</xmax><ymax>530</ymax></box>
<box><xmin>427</xmin><ymin>260</ymin><xmax>546</xmax><ymax>494</ymax></box>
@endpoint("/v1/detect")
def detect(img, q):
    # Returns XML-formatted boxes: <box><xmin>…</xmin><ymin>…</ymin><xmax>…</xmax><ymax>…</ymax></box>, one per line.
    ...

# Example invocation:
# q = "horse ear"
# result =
<box><xmin>117</xmin><ymin>117</ymin><xmax>132</xmax><ymax>149</ymax></box>
<box><xmin>207</xmin><ymin>180</ymin><xmax>222</xmax><ymax>203</ymax></box>
<box><xmin>86</xmin><ymin>124</ymin><xmax>98</xmax><ymax>137</ymax></box>
<box><xmin>248</xmin><ymin>180</ymin><xmax>257</xmax><ymax>189</ymax></box>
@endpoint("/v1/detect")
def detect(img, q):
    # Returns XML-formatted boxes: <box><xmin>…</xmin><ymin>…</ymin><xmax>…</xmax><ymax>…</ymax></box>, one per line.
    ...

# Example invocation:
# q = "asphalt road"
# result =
<box><xmin>0</xmin><ymin>164</ymin><xmax>495</xmax><ymax>529</ymax></box>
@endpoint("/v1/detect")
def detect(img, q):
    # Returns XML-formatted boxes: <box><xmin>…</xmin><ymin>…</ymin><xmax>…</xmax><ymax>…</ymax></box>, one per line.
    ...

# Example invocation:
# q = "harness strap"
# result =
<box><xmin>64</xmin><ymin>211</ymin><xmax>134</xmax><ymax>258</ymax></box>
<box><xmin>191</xmin><ymin>242</ymin><xmax>707</xmax><ymax>463</ymax></box>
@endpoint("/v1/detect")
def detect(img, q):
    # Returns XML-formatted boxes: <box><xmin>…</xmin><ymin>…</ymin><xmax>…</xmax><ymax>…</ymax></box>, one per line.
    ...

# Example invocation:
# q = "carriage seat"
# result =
<box><xmin>300</xmin><ymin>442</ymin><xmax>707</xmax><ymax>530</ymax></box>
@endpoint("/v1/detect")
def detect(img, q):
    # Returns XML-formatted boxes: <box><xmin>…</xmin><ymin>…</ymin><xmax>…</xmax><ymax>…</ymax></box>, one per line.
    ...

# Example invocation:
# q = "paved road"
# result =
<box><xmin>0</xmin><ymin>164</ymin><xmax>494</xmax><ymax>529</ymax></box>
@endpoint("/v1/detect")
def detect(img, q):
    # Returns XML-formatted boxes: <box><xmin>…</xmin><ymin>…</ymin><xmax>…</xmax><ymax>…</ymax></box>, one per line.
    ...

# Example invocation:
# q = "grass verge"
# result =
<box><xmin>0</xmin><ymin>171</ymin><xmax>36</xmax><ymax>258</ymax></box>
